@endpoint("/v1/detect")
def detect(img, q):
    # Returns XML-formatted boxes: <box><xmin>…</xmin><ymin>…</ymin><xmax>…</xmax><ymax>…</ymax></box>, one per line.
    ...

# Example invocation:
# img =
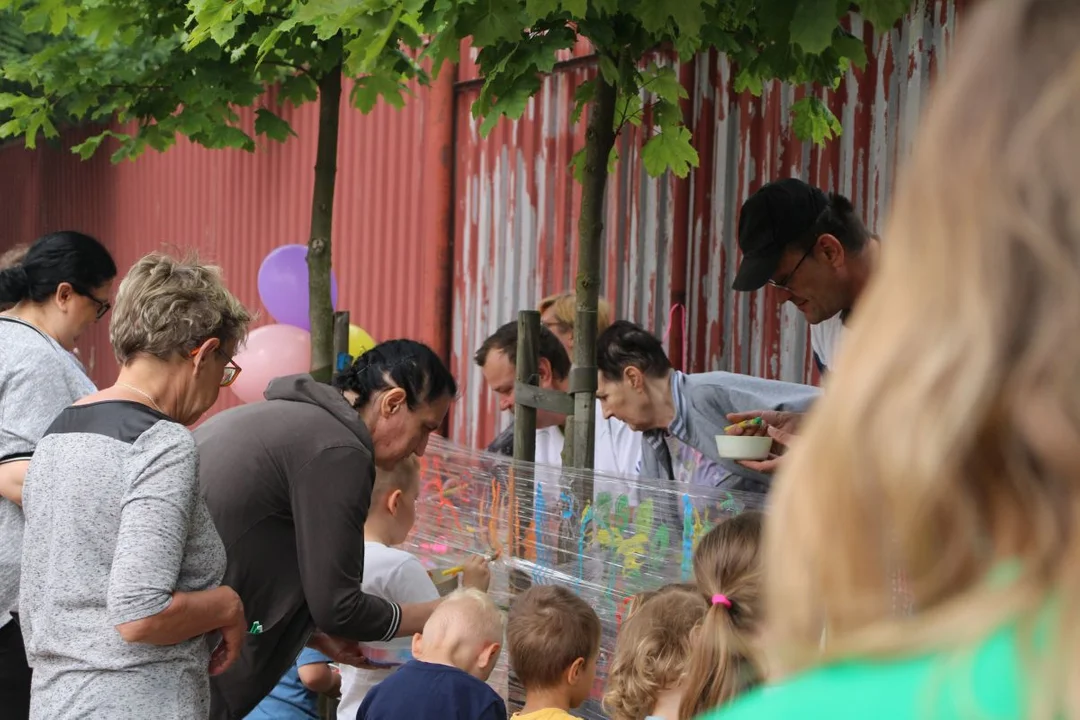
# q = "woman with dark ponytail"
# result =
<box><xmin>0</xmin><ymin>231</ymin><xmax>116</xmax><ymax>720</ymax></box>
<box><xmin>679</xmin><ymin>512</ymin><xmax>765</xmax><ymax>719</ymax></box>
<box><xmin>194</xmin><ymin>339</ymin><xmax>469</xmax><ymax>719</ymax></box>
<box><xmin>0</xmin><ymin>232</ymin><xmax>116</xmax><ymax>348</ymax></box>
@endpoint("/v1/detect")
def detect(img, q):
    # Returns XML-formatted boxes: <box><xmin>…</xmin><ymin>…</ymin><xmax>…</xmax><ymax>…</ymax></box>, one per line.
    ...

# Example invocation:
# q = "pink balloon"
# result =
<box><xmin>229</xmin><ymin>324</ymin><xmax>311</xmax><ymax>404</ymax></box>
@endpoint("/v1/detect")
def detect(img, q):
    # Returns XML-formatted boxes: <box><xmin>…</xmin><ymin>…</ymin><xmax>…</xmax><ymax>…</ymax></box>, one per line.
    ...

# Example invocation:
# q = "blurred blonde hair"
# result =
<box><xmin>604</xmin><ymin>585</ymin><xmax>707</xmax><ymax>720</ymax></box>
<box><xmin>373</xmin><ymin>454</ymin><xmax>420</xmax><ymax>501</ymax></box>
<box><xmin>762</xmin><ymin>1</ymin><xmax>1080</xmax><ymax>717</ymax></box>
<box><xmin>679</xmin><ymin>512</ymin><xmax>764</xmax><ymax>719</ymax></box>
<box><xmin>423</xmin><ymin>587</ymin><xmax>505</xmax><ymax>648</ymax></box>
<box><xmin>538</xmin><ymin>292</ymin><xmax>612</xmax><ymax>336</ymax></box>
<box><xmin>110</xmin><ymin>252</ymin><xmax>251</xmax><ymax>364</ymax></box>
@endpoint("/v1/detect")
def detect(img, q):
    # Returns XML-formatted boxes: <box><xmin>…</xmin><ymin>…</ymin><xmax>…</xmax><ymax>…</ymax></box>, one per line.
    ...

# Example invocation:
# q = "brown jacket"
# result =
<box><xmin>196</xmin><ymin>375</ymin><xmax>400</xmax><ymax>719</ymax></box>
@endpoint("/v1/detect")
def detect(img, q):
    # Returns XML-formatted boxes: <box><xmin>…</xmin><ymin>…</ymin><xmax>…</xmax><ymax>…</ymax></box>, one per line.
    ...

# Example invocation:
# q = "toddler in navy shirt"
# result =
<box><xmin>358</xmin><ymin>587</ymin><xmax>506</xmax><ymax>720</ymax></box>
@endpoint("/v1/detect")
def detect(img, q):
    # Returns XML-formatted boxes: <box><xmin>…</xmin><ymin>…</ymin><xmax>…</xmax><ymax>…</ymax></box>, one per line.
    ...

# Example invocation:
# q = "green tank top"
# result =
<box><xmin>703</xmin><ymin>570</ymin><xmax>1052</xmax><ymax>720</ymax></box>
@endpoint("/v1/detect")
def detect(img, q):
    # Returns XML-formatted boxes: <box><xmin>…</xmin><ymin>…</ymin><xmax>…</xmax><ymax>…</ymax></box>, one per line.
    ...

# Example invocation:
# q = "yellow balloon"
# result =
<box><xmin>348</xmin><ymin>324</ymin><xmax>377</xmax><ymax>359</ymax></box>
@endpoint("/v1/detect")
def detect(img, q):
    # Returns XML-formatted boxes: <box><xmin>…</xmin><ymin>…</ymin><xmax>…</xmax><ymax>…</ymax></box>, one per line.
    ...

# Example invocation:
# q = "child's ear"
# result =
<box><xmin>411</xmin><ymin>632</ymin><xmax>424</xmax><ymax>658</ymax></box>
<box><xmin>387</xmin><ymin>488</ymin><xmax>403</xmax><ymax>515</ymax></box>
<box><xmin>478</xmin><ymin>642</ymin><xmax>501</xmax><ymax>670</ymax></box>
<box><xmin>566</xmin><ymin>656</ymin><xmax>585</xmax><ymax>685</ymax></box>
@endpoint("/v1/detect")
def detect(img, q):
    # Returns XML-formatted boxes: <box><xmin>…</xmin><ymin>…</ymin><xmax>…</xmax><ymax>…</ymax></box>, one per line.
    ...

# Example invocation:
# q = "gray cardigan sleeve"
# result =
<box><xmin>108</xmin><ymin>423</ymin><xmax>199</xmax><ymax>625</ymax></box>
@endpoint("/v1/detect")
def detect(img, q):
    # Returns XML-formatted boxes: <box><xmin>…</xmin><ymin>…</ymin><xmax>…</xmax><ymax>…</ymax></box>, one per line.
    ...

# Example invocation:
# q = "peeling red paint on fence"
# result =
<box><xmin>0</xmin><ymin>0</ymin><xmax>965</xmax><ymax>447</ymax></box>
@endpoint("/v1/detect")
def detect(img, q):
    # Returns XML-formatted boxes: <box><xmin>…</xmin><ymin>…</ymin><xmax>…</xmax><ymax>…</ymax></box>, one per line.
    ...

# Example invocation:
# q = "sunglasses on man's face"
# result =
<box><xmin>189</xmin><ymin>347</ymin><xmax>243</xmax><ymax>387</ymax></box>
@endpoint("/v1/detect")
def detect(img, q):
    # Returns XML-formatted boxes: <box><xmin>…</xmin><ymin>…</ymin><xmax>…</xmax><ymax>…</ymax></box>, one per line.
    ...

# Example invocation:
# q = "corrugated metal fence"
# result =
<box><xmin>0</xmin><ymin>0</ymin><xmax>966</xmax><ymax>445</ymax></box>
<box><xmin>450</xmin><ymin>0</ymin><xmax>966</xmax><ymax>446</ymax></box>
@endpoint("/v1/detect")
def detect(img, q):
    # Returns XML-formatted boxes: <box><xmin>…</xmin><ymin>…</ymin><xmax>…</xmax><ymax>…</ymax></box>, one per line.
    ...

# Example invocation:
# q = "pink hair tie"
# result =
<box><xmin>711</xmin><ymin>594</ymin><xmax>732</xmax><ymax>608</ymax></box>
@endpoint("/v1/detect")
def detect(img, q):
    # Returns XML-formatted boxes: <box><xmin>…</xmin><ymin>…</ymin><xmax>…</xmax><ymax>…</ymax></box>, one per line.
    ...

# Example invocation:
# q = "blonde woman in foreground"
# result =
<box><xmin>706</xmin><ymin>0</ymin><xmax>1080</xmax><ymax>718</ymax></box>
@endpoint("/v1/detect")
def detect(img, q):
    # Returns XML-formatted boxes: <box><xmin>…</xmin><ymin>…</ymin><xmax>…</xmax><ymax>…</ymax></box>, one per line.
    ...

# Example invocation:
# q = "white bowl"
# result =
<box><xmin>715</xmin><ymin>434</ymin><xmax>773</xmax><ymax>460</ymax></box>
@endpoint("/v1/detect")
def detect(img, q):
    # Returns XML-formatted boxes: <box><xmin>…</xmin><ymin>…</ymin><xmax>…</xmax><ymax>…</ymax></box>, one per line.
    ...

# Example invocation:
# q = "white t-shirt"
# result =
<box><xmin>810</xmin><ymin>314</ymin><xmax>845</xmax><ymax>372</ymax></box>
<box><xmin>533</xmin><ymin>400</ymin><xmax>642</xmax><ymax>507</ymax></box>
<box><xmin>336</xmin><ymin>541</ymin><xmax>441</xmax><ymax>720</ymax></box>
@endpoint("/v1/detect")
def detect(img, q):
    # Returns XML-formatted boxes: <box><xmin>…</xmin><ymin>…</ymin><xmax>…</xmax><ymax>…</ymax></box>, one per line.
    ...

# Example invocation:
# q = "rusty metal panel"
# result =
<box><xmin>449</xmin><ymin>56</ymin><xmax>679</xmax><ymax>449</ymax></box>
<box><xmin>451</xmin><ymin>0</ymin><xmax>965</xmax><ymax>448</ymax></box>
<box><xmin>688</xmin><ymin>0</ymin><xmax>964</xmax><ymax>384</ymax></box>
<box><xmin>1</xmin><ymin>0</ymin><xmax>965</xmax><ymax>445</ymax></box>
<box><xmin>0</xmin><ymin>79</ymin><xmax>451</xmax><ymax>420</ymax></box>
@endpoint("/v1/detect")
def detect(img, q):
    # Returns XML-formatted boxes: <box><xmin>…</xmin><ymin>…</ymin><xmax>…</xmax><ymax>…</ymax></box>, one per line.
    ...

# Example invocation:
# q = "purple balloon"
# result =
<box><xmin>257</xmin><ymin>244</ymin><xmax>338</xmax><ymax>330</ymax></box>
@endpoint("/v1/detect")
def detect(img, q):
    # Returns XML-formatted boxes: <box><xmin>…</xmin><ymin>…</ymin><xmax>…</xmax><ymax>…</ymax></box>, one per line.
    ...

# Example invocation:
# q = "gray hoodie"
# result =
<box><xmin>195</xmin><ymin>375</ymin><xmax>401</xmax><ymax>720</ymax></box>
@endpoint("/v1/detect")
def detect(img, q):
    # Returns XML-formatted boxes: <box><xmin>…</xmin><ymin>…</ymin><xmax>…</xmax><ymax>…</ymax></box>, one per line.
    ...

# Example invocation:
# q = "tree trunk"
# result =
<box><xmin>570</xmin><ymin>72</ymin><xmax>617</xmax><ymax>509</ymax></box>
<box><xmin>307</xmin><ymin>63</ymin><xmax>342</xmax><ymax>382</ymax></box>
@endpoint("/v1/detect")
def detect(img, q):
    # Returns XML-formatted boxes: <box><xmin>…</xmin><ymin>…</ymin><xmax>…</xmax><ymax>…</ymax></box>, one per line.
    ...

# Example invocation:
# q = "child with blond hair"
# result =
<box><xmin>507</xmin><ymin>585</ymin><xmax>602</xmax><ymax>720</ymax></box>
<box><xmin>337</xmin><ymin>457</ymin><xmax>491</xmax><ymax>720</ymax></box>
<box><xmin>358</xmin><ymin>587</ymin><xmax>507</xmax><ymax>719</ymax></box>
<box><xmin>679</xmin><ymin>511</ymin><xmax>765</xmax><ymax>719</ymax></box>
<box><xmin>604</xmin><ymin>584</ymin><xmax>708</xmax><ymax>720</ymax></box>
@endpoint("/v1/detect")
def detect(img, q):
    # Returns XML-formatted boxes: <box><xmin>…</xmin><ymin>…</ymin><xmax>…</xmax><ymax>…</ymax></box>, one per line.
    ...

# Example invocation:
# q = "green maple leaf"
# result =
<box><xmin>254</xmin><ymin>108</ymin><xmax>296</xmax><ymax>142</ymax></box>
<box><xmin>614</xmin><ymin>91</ymin><xmax>641</xmax><ymax>128</ymax></box>
<box><xmin>856</xmin><ymin>0</ymin><xmax>910</xmax><ymax>32</ymax></box>
<box><xmin>571</xmin><ymin>79</ymin><xmax>595</xmax><ymax>125</ymax></box>
<box><xmin>789</xmin><ymin>0</ymin><xmax>839</xmax><ymax>54</ymax></box>
<box><xmin>280</xmin><ymin>73</ymin><xmax>319</xmax><ymax>106</ymax></box>
<box><xmin>71</xmin><ymin>130</ymin><xmax>116</xmax><ymax>160</ymax></box>
<box><xmin>635</xmin><ymin>2</ymin><xmax>671</xmax><ymax>34</ymax></box>
<box><xmin>525</xmin><ymin>0</ymin><xmax>561</xmax><ymax>21</ymax></box>
<box><xmin>350</xmin><ymin>73</ymin><xmax>403</xmax><ymax>112</ymax></box>
<box><xmin>641</xmin><ymin>125</ymin><xmax>698</xmax><ymax>178</ymax></box>
<box><xmin>561</xmin><ymin>0</ymin><xmax>587</xmax><ymax>17</ymax></box>
<box><xmin>734</xmin><ymin>67</ymin><xmax>763</xmax><ymax>96</ymax></box>
<box><xmin>467</xmin><ymin>0</ymin><xmax>526</xmax><ymax>47</ymax></box>
<box><xmin>791</xmin><ymin>96</ymin><xmax>842</xmax><ymax>144</ymax></box>
<box><xmin>832</xmin><ymin>31</ymin><xmax>868</xmax><ymax>70</ymax></box>
<box><xmin>670</xmin><ymin>1</ymin><xmax>706</xmax><ymax>38</ymax></box>
<box><xmin>75</xmin><ymin>6</ymin><xmax>126</xmax><ymax>48</ymax></box>
<box><xmin>647</xmin><ymin>64</ymin><xmax>687</xmax><ymax>106</ymax></box>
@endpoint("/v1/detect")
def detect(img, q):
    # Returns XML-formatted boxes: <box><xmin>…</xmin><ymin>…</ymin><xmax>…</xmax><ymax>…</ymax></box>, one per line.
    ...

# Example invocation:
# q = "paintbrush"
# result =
<box><xmin>722</xmin><ymin>416</ymin><xmax>764</xmax><ymax>433</ymax></box>
<box><xmin>441</xmin><ymin>549</ymin><xmax>501</xmax><ymax>577</ymax></box>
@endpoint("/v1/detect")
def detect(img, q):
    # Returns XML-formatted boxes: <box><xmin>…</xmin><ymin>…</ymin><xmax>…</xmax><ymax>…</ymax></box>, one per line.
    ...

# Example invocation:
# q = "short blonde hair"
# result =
<box><xmin>110</xmin><ymin>252</ymin><xmax>252</xmax><ymax>365</ymax></box>
<box><xmin>423</xmin><ymin>587</ymin><xmax>505</xmax><ymax>648</ymax></box>
<box><xmin>604</xmin><ymin>585</ymin><xmax>707</xmax><ymax>720</ymax></box>
<box><xmin>538</xmin><ymin>292</ymin><xmax>612</xmax><ymax>336</ymax></box>
<box><xmin>373</xmin><ymin>455</ymin><xmax>420</xmax><ymax>500</ymax></box>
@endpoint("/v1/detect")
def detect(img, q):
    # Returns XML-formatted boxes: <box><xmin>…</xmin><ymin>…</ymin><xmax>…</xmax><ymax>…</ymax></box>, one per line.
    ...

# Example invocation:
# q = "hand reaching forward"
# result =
<box><xmin>725</xmin><ymin>410</ymin><xmax>803</xmax><ymax>474</ymax></box>
<box><xmin>308</xmin><ymin>631</ymin><xmax>377</xmax><ymax>669</ymax></box>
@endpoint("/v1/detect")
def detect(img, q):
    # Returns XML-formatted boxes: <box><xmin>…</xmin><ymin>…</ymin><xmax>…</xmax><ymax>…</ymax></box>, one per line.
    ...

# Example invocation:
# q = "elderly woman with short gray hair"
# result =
<box><xmin>19</xmin><ymin>252</ymin><xmax>252</xmax><ymax>720</ymax></box>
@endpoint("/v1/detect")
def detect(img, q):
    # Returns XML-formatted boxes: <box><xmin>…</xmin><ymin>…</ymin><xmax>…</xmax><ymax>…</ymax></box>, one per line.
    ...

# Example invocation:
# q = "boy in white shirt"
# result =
<box><xmin>336</xmin><ymin>457</ymin><xmax>491</xmax><ymax>720</ymax></box>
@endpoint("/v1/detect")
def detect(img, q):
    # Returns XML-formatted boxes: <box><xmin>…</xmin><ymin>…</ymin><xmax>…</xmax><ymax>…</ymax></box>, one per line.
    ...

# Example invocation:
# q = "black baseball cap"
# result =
<box><xmin>732</xmin><ymin>178</ymin><xmax>829</xmax><ymax>292</ymax></box>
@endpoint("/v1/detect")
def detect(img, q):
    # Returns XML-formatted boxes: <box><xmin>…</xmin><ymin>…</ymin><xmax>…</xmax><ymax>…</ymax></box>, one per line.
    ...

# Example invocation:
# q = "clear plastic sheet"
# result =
<box><xmin>402</xmin><ymin>435</ymin><xmax>764</xmax><ymax>719</ymax></box>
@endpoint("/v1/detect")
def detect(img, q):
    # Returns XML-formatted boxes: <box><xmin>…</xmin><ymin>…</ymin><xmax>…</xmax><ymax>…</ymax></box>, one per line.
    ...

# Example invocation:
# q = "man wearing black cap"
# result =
<box><xmin>732</xmin><ymin>177</ymin><xmax>878</xmax><ymax>373</ymax></box>
<box><xmin>724</xmin><ymin>178</ymin><xmax>879</xmax><ymax>472</ymax></box>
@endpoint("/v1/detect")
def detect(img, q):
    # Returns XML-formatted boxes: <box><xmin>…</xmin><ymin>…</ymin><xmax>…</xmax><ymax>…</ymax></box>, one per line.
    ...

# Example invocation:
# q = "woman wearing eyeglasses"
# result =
<box><xmin>0</xmin><ymin>231</ymin><xmax>116</xmax><ymax>720</ymax></box>
<box><xmin>17</xmin><ymin>252</ymin><xmax>251</xmax><ymax>720</ymax></box>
